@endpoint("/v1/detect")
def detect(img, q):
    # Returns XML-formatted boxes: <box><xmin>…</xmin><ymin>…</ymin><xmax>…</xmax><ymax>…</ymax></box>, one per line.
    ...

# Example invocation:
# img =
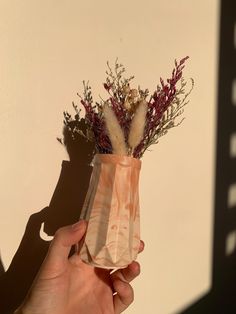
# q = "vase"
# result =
<box><xmin>79</xmin><ymin>154</ymin><xmax>141</xmax><ymax>269</ymax></box>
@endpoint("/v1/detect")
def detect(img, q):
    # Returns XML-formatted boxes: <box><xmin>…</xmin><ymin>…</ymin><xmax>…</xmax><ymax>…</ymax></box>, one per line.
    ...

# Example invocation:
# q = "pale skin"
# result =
<box><xmin>15</xmin><ymin>220</ymin><xmax>144</xmax><ymax>314</ymax></box>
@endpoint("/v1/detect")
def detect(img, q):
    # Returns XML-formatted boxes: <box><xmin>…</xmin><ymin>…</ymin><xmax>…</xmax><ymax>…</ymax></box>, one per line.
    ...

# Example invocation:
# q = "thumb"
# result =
<box><xmin>41</xmin><ymin>220</ymin><xmax>87</xmax><ymax>275</ymax></box>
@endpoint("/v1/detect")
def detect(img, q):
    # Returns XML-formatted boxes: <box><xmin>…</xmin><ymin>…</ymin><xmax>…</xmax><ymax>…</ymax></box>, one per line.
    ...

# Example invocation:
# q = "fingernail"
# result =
<box><xmin>71</xmin><ymin>221</ymin><xmax>83</xmax><ymax>231</ymax></box>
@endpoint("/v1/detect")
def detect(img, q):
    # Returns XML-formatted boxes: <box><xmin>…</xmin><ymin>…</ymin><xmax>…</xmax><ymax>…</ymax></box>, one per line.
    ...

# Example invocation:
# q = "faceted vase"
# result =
<box><xmin>79</xmin><ymin>154</ymin><xmax>141</xmax><ymax>269</ymax></box>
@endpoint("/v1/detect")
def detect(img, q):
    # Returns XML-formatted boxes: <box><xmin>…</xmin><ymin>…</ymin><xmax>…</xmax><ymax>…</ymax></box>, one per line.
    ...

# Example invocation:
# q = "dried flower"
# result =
<box><xmin>103</xmin><ymin>103</ymin><xmax>127</xmax><ymax>155</ymax></box>
<box><xmin>128</xmin><ymin>100</ymin><xmax>148</xmax><ymax>155</ymax></box>
<box><xmin>60</xmin><ymin>57</ymin><xmax>193</xmax><ymax>159</ymax></box>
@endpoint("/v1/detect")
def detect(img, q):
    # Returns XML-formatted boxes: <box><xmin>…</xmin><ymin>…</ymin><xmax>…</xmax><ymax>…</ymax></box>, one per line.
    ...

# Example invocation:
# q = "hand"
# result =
<box><xmin>16</xmin><ymin>221</ymin><xmax>144</xmax><ymax>314</ymax></box>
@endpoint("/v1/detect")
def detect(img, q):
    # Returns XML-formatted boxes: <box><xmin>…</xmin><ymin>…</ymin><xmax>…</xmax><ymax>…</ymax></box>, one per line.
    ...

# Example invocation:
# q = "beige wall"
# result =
<box><xmin>0</xmin><ymin>1</ymin><xmax>219</xmax><ymax>313</ymax></box>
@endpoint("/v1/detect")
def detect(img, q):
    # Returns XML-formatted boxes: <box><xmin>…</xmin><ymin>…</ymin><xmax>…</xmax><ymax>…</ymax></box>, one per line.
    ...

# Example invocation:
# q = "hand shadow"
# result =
<box><xmin>0</xmin><ymin>123</ymin><xmax>95</xmax><ymax>314</ymax></box>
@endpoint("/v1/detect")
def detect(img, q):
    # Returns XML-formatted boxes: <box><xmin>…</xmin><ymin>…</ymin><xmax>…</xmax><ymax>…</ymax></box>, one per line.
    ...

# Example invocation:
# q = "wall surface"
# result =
<box><xmin>0</xmin><ymin>1</ymin><xmax>219</xmax><ymax>313</ymax></box>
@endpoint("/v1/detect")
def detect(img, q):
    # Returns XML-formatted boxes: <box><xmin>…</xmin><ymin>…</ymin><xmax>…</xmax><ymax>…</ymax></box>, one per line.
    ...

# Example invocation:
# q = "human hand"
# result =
<box><xmin>16</xmin><ymin>220</ymin><xmax>144</xmax><ymax>314</ymax></box>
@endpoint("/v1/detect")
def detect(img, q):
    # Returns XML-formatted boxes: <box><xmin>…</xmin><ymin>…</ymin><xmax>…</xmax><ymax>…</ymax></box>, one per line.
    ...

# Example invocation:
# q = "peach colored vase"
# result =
<box><xmin>79</xmin><ymin>154</ymin><xmax>141</xmax><ymax>269</ymax></box>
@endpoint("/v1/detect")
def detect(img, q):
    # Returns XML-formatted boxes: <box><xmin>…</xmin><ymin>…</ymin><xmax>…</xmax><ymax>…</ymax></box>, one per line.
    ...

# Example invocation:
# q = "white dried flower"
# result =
<box><xmin>128</xmin><ymin>99</ymin><xmax>148</xmax><ymax>155</ymax></box>
<box><xmin>103</xmin><ymin>103</ymin><xmax>127</xmax><ymax>155</ymax></box>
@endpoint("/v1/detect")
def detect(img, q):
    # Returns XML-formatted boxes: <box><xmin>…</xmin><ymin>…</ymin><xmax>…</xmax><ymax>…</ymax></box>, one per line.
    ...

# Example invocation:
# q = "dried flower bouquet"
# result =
<box><xmin>61</xmin><ymin>58</ymin><xmax>193</xmax><ymax>269</ymax></box>
<box><xmin>62</xmin><ymin>57</ymin><xmax>193</xmax><ymax>159</ymax></box>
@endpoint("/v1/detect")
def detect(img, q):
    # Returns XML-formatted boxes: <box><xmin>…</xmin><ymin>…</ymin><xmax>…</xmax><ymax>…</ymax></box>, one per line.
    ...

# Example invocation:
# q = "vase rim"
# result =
<box><xmin>93</xmin><ymin>153</ymin><xmax>141</xmax><ymax>168</ymax></box>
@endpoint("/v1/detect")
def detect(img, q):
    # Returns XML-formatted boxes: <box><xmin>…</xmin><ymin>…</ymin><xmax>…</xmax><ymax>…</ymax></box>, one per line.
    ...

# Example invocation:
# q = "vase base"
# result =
<box><xmin>80</xmin><ymin>257</ymin><xmax>130</xmax><ymax>270</ymax></box>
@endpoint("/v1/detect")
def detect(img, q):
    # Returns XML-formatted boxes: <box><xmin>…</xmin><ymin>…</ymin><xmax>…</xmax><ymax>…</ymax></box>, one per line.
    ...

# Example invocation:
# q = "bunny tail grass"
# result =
<box><xmin>103</xmin><ymin>103</ymin><xmax>127</xmax><ymax>155</ymax></box>
<box><xmin>128</xmin><ymin>100</ymin><xmax>148</xmax><ymax>155</ymax></box>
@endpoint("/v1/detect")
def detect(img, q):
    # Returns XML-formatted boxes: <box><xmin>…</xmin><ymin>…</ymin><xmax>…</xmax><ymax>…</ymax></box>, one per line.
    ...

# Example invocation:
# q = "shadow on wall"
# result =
<box><xmin>179</xmin><ymin>0</ymin><xmax>236</xmax><ymax>313</ymax></box>
<box><xmin>0</xmin><ymin>126</ymin><xmax>94</xmax><ymax>314</ymax></box>
<box><xmin>0</xmin><ymin>257</ymin><xmax>4</xmax><ymax>276</ymax></box>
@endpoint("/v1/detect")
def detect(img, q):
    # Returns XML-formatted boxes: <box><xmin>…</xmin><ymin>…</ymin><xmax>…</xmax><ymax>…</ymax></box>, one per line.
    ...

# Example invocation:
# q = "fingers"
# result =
<box><xmin>138</xmin><ymin>240</ymin><xmax>145</xmax><ymax>254</ymax></box>
<box><xmin>112</xmin><ymin>239</ymin><xmax>144</xmax><ymax>313</ymax></box>
<box><xmin>41</xmin><ymin>220</ymin><xmax>87</xmax><ymax>276</ymax></box>
<box><xmin>113</xmin><ymin>239</ymin><xmax>144</xmax><ymax>283</ymax></box>
<box><xmin>111</xmin><ymin>238</ymin><xmax>144</xmax><ymax>296</ymax></box>
<box><xmin>111</xmin><ymin>261</ymin><xmax>141</xmax><ymax>313</ymax></box>
<box><xmin>111</xmin><ymin>261</ymin><xmax>140</xmax><ymax>284</ymax></box>
<box><xmin>113</xmin><ymin>280</ymin><xmax>134</xmax><ymax>314</ymax></box>
<box><xmin>121</xmin><ymin>261</ymin><xmax>140</xmax><ymax>282</ymax></box>
<box><xmin>50</xmin><ymin>220</ymin><xmax>87</xmax><ymax>261</ymax></box>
